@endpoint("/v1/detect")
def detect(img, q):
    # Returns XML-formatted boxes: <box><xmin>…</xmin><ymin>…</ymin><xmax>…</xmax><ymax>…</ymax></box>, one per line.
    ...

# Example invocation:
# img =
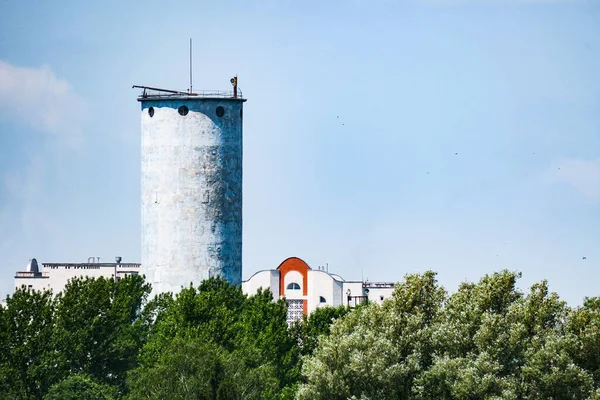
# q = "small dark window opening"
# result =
<box><xmin>380</xmin><ymin>296</ymin><xmax>384</xmax><ymax>301</ymax></box>
<box><xmin>148</xmin><ymin>107</ymin><xmax>155</xmax><ymax>117</ymax></box>
<box><xmin>286</xmin><ymin>282</ymin><xmax>300</xmax><ymax>290</ymax></box>
<box><xmin>240</xmin><ymin>108</ymin><xmax>243</xmax><ymax>118</ymax></box>
<box><xmin>216</xmin><ymin>106</ymin><xmax>225</xmax><ymax>117</ymax></box>
<box><xmin>319</xmin><ymin>296</ymin><xmax>326</xmax><ymax>303</ymax></box>
<box><xmin>178</xmin><ymin>105</ymin><xmax>189</xmax><ymax>116</ymax></box>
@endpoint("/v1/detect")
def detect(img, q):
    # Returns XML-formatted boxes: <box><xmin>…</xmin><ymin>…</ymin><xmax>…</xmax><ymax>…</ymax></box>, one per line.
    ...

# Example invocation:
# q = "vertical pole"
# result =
<box><xmin>189</xmin><ymin>38</ymin><xmax>193</xmax><ymax>94</ymax></box>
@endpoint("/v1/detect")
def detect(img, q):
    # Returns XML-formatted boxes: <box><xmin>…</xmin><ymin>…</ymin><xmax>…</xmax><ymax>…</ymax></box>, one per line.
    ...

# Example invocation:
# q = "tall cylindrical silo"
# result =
<box><xmin>139</xmin><ymin>93</ymin><xmax>245</xmax><ymax>297</ymax></box>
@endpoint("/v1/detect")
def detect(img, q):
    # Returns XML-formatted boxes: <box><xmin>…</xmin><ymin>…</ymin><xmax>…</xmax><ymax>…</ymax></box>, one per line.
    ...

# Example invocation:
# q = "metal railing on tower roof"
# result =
<box><xmin>133</xmin><ymin>85</ymin><xmax>244</xmax><ymax>100</ymax></box>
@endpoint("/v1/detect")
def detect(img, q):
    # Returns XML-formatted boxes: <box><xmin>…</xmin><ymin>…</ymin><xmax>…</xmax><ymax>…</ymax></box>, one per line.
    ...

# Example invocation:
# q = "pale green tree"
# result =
<box><xmin>298</xmin><ymin>270</ymin><xmax>600</xmax><ymax>400</ymax></box>
<box><xmin>567</xmin><ymin>297</ymin><xmax>600</xmax><ymax>386</ymax></box>
<box><xmin>297</xmin><ymin>271</ymin><xmax>445</xmax><ymax>400</ymax></box>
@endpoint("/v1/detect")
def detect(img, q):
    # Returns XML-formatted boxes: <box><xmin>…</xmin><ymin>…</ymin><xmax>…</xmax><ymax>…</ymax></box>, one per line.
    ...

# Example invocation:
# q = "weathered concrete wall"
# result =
<box><xmin>140</xmin><ymin>97</ymin><xmax>244</xmax><ymax>297</ymax></box>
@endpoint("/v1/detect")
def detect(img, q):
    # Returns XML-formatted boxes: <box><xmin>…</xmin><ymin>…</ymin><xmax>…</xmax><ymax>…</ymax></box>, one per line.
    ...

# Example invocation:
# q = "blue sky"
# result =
<box><xmin>0</xmin><ymin>0</ymin><xmax>599</xmax><ymax>304</ymax></box>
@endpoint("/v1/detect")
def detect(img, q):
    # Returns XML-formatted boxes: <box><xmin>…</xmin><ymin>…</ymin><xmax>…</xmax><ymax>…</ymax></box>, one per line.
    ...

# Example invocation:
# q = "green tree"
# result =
<box><xmin>298</xmin><ymin>270</ymin><xmax>600</xmax><ymax>400</ymax></box>
<box><xmin>130</xmin><ymin>277</ymin><xmax>299</xmax><ymax>398</ymax></box>
<box><xmin>567</xmin><ymin>297</ymin><xmax>600</xmax><ymax>386</ymax></box>
<box><xmin>127</xmin><ymin>338</ymin><xmax>277</xmax><ymax>400</ymax></box>
<box><xmin>44</xmin><ymin>374</ymin><xmax>118</xmax><ymax>400</ymax></box>
<box><xmin>291</xmin><ymin>305</ymin><xmax>351</xmax><ymax>356</ymax></box>
<box><xmin>414</xmin><ymin>353</ymin><xmax>512</xmax><ymax>400</ymax></box>
<box><xmin>53</xmin><ymin>274</ymin><xmax>151</xmax><ymax>389</ymax></box>
<box><xmin>520</xmin><ymin>334</ymin><xmax>593</xmax><ymax>399</ymax></box>
<box><xmin>0</xmin><ymin>288</ymin><xmax>57</xmax><ymax>400</ymax></box>
<box><xmin>297</xmin><ymin>271</ymin><xmax>446</xmax><ymax>400</ymax></box>
<box><xmin>234</xmin><ymin>287</ymin><xmax>300</xmax><ymax>387</ymax></box>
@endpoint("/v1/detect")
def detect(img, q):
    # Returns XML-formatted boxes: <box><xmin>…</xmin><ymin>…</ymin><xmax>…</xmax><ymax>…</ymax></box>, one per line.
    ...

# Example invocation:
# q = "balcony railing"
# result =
<box><xmin>137</xmin><ymin>88</ymin><xmax>244</xmax><ymax>100</ymax></box>
<box><xmin>363</xmin><ymin>282</ymin><xmax>395</xmax><ymax>289</ymax></box>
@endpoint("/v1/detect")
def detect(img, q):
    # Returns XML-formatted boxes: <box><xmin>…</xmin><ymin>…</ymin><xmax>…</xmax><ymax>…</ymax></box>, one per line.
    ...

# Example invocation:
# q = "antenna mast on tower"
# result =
<box><xmin>189</xmin><ymin>38</ymin><xmax>193</xmax><ymax>93</ymax></box>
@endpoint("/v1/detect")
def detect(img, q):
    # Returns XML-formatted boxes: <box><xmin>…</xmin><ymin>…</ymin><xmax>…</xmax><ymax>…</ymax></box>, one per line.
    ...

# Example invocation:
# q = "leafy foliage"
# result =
<box><xmin>127</xmin><ymin>338</ymin><xmax>277</xmax><ymax>400</ymax></box>
<box><xmin>3</xmin><ymin>271</ymin><xmax>600</xmax><ymax>399</ymax></box>
<box><xmin>297</xmin><ymin>271</ymin><xmax>445</xmax><ymax>400</ymax></box>
<box><xmin>0</xmin><ymin>275</ymin><xmax>150</xmax><ymax>399</ymax></box>
<box><xmin>0</xmin><ymin>287</ymin><xmax>57</xmax><ymax>399</ymax></box>
<box><xmin>299</xmin><ymin>270</ymin><xmax>600</xmax><ymax>400</ymax></box>
<box><xmin>129</xmin><ymin>278</ymin><xmax>300</xmax><ymax>399</ymax></box>
<box><xmin>290</xmin><ymin>304</ymin><xmax>351</xmax><ymax>356</ymax></box>
<box><xmin>53</xmin><ymin>275</ymin><xmax>151</xmax><ymax>388</ymax></box>
<box><xmin>43</xmin><ymin>374</ymin><xmax>118</xmax><ymax>400</ymax></box>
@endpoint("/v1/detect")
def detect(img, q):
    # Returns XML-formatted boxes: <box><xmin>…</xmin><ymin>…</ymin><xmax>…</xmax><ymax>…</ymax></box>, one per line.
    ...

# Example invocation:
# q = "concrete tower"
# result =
<box><xmin>137</xmin><ymin>85</ymin><xmax>245</xmax><ymax>296</ymax></box>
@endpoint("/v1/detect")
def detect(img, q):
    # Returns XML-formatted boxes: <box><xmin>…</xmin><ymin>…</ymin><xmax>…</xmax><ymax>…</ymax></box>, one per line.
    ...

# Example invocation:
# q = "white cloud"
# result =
<box><xmin>550</xmin><ymin>158</ymin><xmax>600</xmax><ymax>202</ymax></box>
<box><xmin>0</xmin><ymin>61</ymin><xmax>89</xmax><ymax>298</ymax></box>
<box><xmin>0</xmin><ymin>61</ymin><xmax>87</xmax><ymax>150</ymax></box>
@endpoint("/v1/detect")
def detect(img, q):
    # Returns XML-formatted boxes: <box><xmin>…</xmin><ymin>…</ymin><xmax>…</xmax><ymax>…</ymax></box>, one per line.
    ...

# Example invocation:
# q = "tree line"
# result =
<box><xmin>1</xmin><ymin>270</ymin><xmax>599</xmax><ymax>399</ymax></box>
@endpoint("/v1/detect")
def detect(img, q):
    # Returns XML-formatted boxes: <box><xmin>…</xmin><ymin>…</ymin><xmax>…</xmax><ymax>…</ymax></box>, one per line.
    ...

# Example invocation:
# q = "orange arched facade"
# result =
<box><xmin>242</xmin><ymin>256</ymin><xmax>396</xmax><ymax>324</ymax></box>
<box><xmin>277</xmin><ymin>257</ymin><xmax>311</xmax><ymax>314</ymax></box>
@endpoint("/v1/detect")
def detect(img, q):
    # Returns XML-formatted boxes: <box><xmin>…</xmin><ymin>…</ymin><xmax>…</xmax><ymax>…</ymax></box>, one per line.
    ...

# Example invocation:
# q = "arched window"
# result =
<box><xmin>286</xmin><ymin>282</ymin><xmax>301</xmax><ymax>290</ymax></box>
<box><xmin>319</xmin><ymin>296</ymin><xmax>326</xmax><ymax>303</ymax></box>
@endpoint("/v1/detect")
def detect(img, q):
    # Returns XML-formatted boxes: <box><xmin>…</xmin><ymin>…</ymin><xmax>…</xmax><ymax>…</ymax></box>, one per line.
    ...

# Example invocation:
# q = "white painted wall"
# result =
<box><xmin>242</xmin><ymin>270</ymin><xmax>279</xmax><ymax>297</ymax></box>
<box><xmin>14</xmin><ymin>264</ymin><xmax>141</xmax><ymax>295</ymax></box>
<box><xmin>342</xmin><ymin>281</ymin><xmax>364</xmax><ymax>297</ymax></box>
<box><xmin>14</xmin><ymin>275</ymin><xmax>50</xmax><ymax>292</ymax></box>
<box><xmin>332</xmin><ymin>277</ymin><xmax>344</xmax><ymax>307</ymax></box>
<box><xmin>283</xmin><ymin>270</ymin><xmax>304</xmax><ymax>300</ymax></box>
<box><xmin>366</xmin><ymin>287</ymin><xmax>395</xmax><ymax>305</ymax></box>
<box><xmin>307</xmin><ymin>270</ymin><xmax>335</xmax><ymax>313</ymax></box>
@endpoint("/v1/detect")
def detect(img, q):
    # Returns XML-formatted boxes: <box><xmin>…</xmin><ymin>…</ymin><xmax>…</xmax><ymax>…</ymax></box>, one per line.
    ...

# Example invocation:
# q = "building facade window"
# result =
<box><xmin>319</xmin><ymin>296</ymin><xmax>326</xmax><ymax>303</ymax></box>
<box><xmin>286</xmin><ymin>282</ymin><xmax>300</xmax><ymax>290</ymax></box>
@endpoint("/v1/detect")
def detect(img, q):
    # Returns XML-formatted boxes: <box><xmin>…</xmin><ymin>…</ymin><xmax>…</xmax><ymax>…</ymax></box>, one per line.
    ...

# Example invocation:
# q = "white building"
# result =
<box><xmin>13</xmin><ymin>257</ymin><xmax>141</xmax><ymax>293</ymax></box>
<box><xmin>12</xmin><ymin>255</ymin><xmax>396</xmax><ymax>325</ymax></box>
<box><xmin>242</xmin><ymin>257</ymin><xmax>396</xmax><ymax>324</ymax></box>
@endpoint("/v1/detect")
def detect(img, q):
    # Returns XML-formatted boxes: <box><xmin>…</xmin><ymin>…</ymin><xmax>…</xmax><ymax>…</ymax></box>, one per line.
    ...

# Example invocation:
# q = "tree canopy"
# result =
<box><xmin>2</xmin><ymin>271</ymin><xmax>600</xmax><ymax>399</ymax></box>
<box><xmin>298</xmin><ymin>270</ymin><xmax>600</xmax><ymax>400</ymax></box>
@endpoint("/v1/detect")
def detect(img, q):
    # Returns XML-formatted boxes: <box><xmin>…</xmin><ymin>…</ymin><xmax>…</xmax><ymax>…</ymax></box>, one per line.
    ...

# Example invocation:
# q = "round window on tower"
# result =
<box><xmin>178</xmin><ymin>105</ymin><xmax>189</xmax><ymax>116</ymax></box>
<box><xmin>148</xmin><ymin>107</ymin><xmax>155</xmax><ymax>117</ymax></box>
<box><xmin>216</xmin><ymin>106</ymin><xmax>225</xmax><ymax>117</ymax></box>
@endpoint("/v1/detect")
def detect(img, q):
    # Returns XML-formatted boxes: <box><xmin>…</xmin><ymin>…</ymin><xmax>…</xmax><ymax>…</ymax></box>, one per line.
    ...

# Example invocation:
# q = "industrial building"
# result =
<box><xmin>13</xmin><ymin>256</ymin><xmax>396</xmax><ymax>324</ymax></box>
<box><xmin>242</xmin><ymin>257</ymin><xmax>396</xmax><ymax>324</ymax></box>
<box><xmin>13</xmin><ymin>257</ymin><xmax>140</xmax><ymax>293</ymax></box>
<box><xmin>136</xmin><ymin>80</ymin><xmax>245</xmax><ymax>298</ymax></box>
<box><xmin>11</xmin><ymin>77</ymin><xmax>397</xmax><ymax>324</ymax></box>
